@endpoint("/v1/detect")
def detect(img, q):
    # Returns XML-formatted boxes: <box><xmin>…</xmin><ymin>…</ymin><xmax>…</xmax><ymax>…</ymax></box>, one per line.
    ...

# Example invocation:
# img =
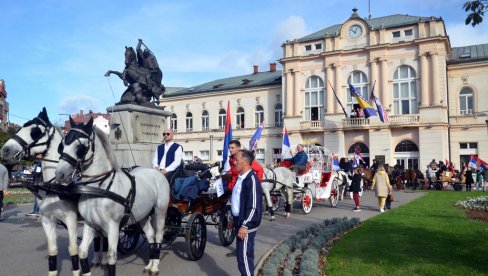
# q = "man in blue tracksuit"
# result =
<box><xmin>231</xmin><ymin>149</ymin><xmax>262</xmax><ymax>276</ymax></box>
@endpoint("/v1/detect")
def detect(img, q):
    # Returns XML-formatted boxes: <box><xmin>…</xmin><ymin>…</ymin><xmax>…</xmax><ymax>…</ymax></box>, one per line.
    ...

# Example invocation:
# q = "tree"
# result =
<box><xmin>464</xmin><ymin>1</ymin><xmax>487</xmax><ymax>26</ymax></box>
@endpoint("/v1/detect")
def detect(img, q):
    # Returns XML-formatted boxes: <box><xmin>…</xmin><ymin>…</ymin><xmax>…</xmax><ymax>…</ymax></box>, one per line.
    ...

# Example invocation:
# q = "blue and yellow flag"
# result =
<box><xmin>349</xmin><ymin>84</ymin><xmax>377</xmax><ymax>119</ymax></box>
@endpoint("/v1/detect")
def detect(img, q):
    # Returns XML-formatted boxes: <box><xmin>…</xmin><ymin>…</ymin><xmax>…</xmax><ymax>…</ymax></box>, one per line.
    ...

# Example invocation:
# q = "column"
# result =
<box><xmin>370</xmin><ymin>60</ymin><xmax>378</xmax><ymax>92</ymax></box>
<box><xmin>334</xmin><ymin>65</ymin><xmax>342</xmax><ymax>114</ymax></box>
<box><xmin>380</xmin><ymin>60</ymin><xmax>390</xmax><ymax>110</ymax></box>
<box><xmin>431</xmin><ymin>54</ymin><xmax>441</xmax><ymax>106</ymax></box>
<box><xmin>294</xmin><ymin>72</ymin><xmax>302</xmax><ymax>116</ymax></box>
<box><xmin>326</xmin><ymin>66</ymin><xmax>334</xmax><ymax>114</ymax></box>
<box><xmin>285</xmin><ymin>71</ymin><xmax>293</xmax><ymax>117</ymax></box>
<box><xmin>420</xmin><ymin>54</ymin><xmax>429</xmax><ymax>107</ymax></box>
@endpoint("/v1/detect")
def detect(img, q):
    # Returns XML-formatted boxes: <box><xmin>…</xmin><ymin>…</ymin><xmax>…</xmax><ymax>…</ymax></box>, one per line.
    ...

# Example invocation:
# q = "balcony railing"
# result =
<box><xmin>389</xmin><ymin>114</ymin><xmax>420</xmax><ymax>125</ymax></box>
<box><xmin>342</xmin><ymin>118</ymin><xmax>370</xmax><ymax>128</ymax></box>
<box><xmin>300</xmin><ymin>120</ymin><xmax>324</xmax><ymax>129</ymax></box>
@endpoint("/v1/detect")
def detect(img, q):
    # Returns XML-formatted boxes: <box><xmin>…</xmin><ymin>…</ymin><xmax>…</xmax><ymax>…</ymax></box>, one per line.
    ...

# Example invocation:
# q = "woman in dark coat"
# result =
<box><xmin>348</xmin><ymin>167</ymin><xmax>362</xmax><ymax>211</ymax></box>
<box><xmin>465</xmin><ymin>167</ymin><xmax>474</xmax><ymax>191</ymax></box>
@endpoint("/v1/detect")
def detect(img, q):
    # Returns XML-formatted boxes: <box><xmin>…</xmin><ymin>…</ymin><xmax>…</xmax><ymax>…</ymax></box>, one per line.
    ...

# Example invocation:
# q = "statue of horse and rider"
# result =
<box><xmin>105</xmin><ymin>39</ymin><xmax>166</xmax><ymax>106</ymax></box>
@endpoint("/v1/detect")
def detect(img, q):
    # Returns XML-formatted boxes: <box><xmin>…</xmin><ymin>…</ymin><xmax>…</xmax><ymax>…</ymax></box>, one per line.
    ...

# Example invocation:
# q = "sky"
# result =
<box><xmin>1</xmin><ymin>0</ymin><xmax>487</xmax><ymax>126</ymax></box>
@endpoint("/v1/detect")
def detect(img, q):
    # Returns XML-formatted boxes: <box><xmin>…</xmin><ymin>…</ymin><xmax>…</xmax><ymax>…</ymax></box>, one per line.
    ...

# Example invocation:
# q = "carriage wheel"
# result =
<box><xmin>454</xmin><ymin>183</ymin><xmax>463</xmax><ymax>191</ymax></box>
<box><xmin>218</xmin><ymin>205</ymin><xmax>236</xmax><ymax>246</ymax></box>
<box><xmin>434</xmin><ymin>182</ymin><xmax>443</xmax><ymax>191</ymax></box>
<box><xmin>117</xmin><ymin>224</ymin><xmax>141</xmax><ymax>255</ymax></box>
<box><xmin>301</xmin><ymin>188</ymin><xmax>313</xmax><ymax>214</ymax></box>
<box><xmin>185</xmin><ymin>212</ymin><xmax>207</xmax><ymax>261</ymax></box>
<box><xmin>329</xmin><ymin>179</ymin><xmax>339</xmax><ymax>207</ymax></box>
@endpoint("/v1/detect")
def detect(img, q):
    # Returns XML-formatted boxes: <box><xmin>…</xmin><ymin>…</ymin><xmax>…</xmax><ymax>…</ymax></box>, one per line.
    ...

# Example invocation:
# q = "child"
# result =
<box><xmin>386</xmin><ymin>193</ymin><xmax>393</xmax><ymax>209</ymax></box>
<box><xmin>348</xmin><ymin>167</ymin><xmax>362</xmax><ymax>212</ymax></box>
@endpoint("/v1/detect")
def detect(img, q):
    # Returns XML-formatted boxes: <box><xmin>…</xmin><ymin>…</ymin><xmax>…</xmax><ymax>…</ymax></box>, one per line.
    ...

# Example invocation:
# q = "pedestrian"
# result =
<box><xmin>152</xmin><ymin>129</ymin><xmax>184</xmax><ymax>186</ymax></box>
<box><xmin>0</xmin><ymin>163</ymin><xmax>9</xmax><ymax>219</ymax></box>
<box><xmin>231</xmin><ymin>150</ymin><xmax>262</xmax><ymax>276</ymax></box>
<box><xmin>27</xmin><ymin>161</ymin><xmax>42</xmax><ymax>216</ymax></box>
<box><xmin>464</xmin><ymin>167</ymin><xmax>474</xmax><ymax>191</ymax></box>
<box><xmin>476</xmin><ymin>170</ymin><xmax>484</xmax><ymax>190</ymax></box>
<box><xmin>371</xmin><ymin>164</ymin><xmax>392</xmax><ymax>213</ymax></box>
<box><xmin>348</xmin><ymin>167</ymin><xmax>362</xmax><ymax>212</ymax></box>
<box><xmin>426</xmin><ymin>165</ymin><xmax>435</xmax><ymax>189</ymax></box>
<box><xmin>225</xmin><ymin>140</ymin><xmax>264</xmax><ymax>192</ymax></box>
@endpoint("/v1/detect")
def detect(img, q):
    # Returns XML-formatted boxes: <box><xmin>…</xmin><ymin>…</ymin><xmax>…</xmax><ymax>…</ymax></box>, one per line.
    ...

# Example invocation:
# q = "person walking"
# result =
<box><xmin>476</xmin><ymin>170</ymin><xmax>484</xmax><ymax>190</ymax></box>
<box><xmin>371</xmin><ymin>165</ymin><xmax>392</xmax><ymax>213</ymax></box>
<box><xmin>231</xmin><ymin>150</ymin><xmax>262</xmax><ymax>276</ymax></box>
<box><xmin>27</xmin><ymin>161</ymin><xmax>42</xmax><ymax>216</ymax></box>
<box><xmin>152</xmin><ymin>129</ymin><xmax>184</xmax><ymax>185</ymax></box>
<box><xmin>465</xmin><ymin>167</ymin><xmax>474</xmax><ymax>191</ymax></box>
<box><xmin>348</xmin><ymin>167</ymin><xmax>362</xmax><ymax>211</ymax></box>
<box><xmin>0</xmin><ymin>163</ymin><xmax>9</xmax><ymax>219</ymax></box>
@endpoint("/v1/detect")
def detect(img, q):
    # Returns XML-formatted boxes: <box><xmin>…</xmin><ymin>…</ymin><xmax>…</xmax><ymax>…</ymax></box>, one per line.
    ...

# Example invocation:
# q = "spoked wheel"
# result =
<box><xmin>185</xmin><ymin>212</ymin><xmax>207</xmax><ymax>261</ymax></box>
<box><xmin>218</xmin><ymin>205</ymin><xmax>236</xmax><ymax>246</ymax></box>
<box><xmin>301</xmin><ymin>187</ymin><xmax>313</xmax><ymax>214</ymax></box>
<box><xmin>118</xmin><ymin>224</ymin><xmax>141</xmax><ymax>255</ymax></box>
<box><xmin>434</xmin><ymin>182</ymin><xmax>443</xmax><ymax>191</ymax></box>
<box><xmin>329</xmin><ymin>179</ymin><xmax>339</xmax><ymax>207</ymax></box>
<box><xmin>454</xmin><ymin>183</ymin><xmax>463</xmax><ymax>191</ymax></box>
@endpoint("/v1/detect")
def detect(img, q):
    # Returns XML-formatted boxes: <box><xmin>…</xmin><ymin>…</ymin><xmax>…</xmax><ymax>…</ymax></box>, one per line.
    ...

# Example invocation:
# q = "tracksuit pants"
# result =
<box><xmin>236</xmin><ymin>228</ymin><xmax>256</xmax><ymax>276</ymax></box>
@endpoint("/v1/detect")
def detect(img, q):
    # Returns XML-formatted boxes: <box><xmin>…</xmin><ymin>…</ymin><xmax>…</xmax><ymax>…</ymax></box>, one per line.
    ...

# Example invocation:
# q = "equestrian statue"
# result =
<box><xmin>105</xmin><ymin>39</ymin><xmax>165</xmax><ymax>106</ymax></box>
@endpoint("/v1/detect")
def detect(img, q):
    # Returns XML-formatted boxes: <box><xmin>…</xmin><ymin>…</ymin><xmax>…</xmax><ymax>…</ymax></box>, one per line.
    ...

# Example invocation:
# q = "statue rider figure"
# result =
<box><xmin>136</xmin><ymin>39</ymin><xmax>165</xmax><ymax>101</ymax></box>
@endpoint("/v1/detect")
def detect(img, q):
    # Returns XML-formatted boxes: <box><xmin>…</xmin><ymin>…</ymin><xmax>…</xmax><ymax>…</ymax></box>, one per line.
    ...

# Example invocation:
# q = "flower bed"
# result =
<box><xmin>455</xmin><ymin>195</ymin><xmax>488</xmax><ymax>222</ymax></box>
<box><xmin>4</xmin><ymin>188</ymin><xmax>34</xmax><ymax>205</ymax></box>
<box><xmin>258</xmin><ymin>217</ymin><xmax>360</xmax><ymax>276</ymax></box>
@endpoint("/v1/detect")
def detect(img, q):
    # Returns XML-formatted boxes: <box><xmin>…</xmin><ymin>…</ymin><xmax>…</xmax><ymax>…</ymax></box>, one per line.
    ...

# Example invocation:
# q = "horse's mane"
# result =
<box><xmin>93</xmin><ymin>126</ymin><xmax>121</xmax><ymax>170</ymax></box>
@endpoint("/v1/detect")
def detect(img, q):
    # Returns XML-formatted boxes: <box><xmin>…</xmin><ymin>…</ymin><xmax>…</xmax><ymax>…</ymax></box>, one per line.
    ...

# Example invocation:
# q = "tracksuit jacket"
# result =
<box><xmin>236</xmin><ymin>171</ymin><xmax>263</xmax><ymax>231</ymax></box>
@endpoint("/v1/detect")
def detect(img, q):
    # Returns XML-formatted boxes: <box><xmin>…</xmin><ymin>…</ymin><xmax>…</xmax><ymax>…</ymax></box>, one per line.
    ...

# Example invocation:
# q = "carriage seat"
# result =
<box><xmin>173</xmin><ymin>176</ymin><xmax>209</xmax><ymax>201</ymax></box>
<box><xmin>281</xmin><ymin>160</ymin><xmax>311</xmax><ymax>175</ymax></box>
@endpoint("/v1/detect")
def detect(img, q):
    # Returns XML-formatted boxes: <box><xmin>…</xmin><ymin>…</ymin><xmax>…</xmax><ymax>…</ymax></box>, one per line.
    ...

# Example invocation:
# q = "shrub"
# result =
<box><xmin>455</xmin><ymin>195</ymin><xmax>488</xmax><ymax>211</ymax></box>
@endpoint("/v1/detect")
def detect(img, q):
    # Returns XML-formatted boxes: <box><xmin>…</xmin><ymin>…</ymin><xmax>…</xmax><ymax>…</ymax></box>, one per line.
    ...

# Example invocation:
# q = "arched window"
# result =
<box><xmin>170</xmin><ymin>114</ymin><xmax>177</xmax><ymax>133</ymax></box>
<box><xmin>201</xmin><ymin>110</ymin><xmax>209</xmax><ymax>131</ymax></box>
<box><xmin>218</xmin><ymin>109</ymin><xmax>226</xmax><ymax>130</ymax></box>
<box><xmin>274</xmin><ymin>103</ymin><xmax>283</xmax><ymax>127</ymax></box>
<box><xmin>255</xmin><ymin>105</ymin><xmax>264</xmax><ymax>127</ymax></box>
<box><xmin>393</xmin><ymin>65</ymin><xmax>417</xmax><ymax>115</ymax></box>
<box><xmin>347</xmin><ymin>142</ymin><xmax>370</xmax><ymax>166</ymax></box>
<box><xmin>347</xmin><ymin>71</ymin><xmax>369</xmax><ymax>116</ymax></box>
<box><xmin>394</xmin><ymin>140</ymin><xmax>419</xmax><ymax>152</ymax></box>
<box><xmin>304</xmin><ymin>76</ymin><xmax>325</xmax><ymax>121</ymax></box>
<box><xmin>459</xmin><ymin>87</ymin><xmax>474</xmax><ymax>115</ymax></box>
<box><xmin>236</xmin><ymin>107</ymin><xmax>245</xmax><ymax>129</ymax></box>
<box><xmin>185</xmin><ymin>112</ymin><xmax>193</xmax><ymax>132</ymax></box>
<box><xmin>394</xmin><ymin>140</ymin><xmax>419</xmax><ymax>169</ymax></box>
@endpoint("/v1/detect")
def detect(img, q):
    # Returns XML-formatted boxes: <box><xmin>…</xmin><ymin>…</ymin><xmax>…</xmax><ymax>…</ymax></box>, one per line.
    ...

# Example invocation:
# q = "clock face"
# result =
<box><xmin>348</xmin><ymin>24</ymin><xmax>363</xmax><ymax>39</ymax></box>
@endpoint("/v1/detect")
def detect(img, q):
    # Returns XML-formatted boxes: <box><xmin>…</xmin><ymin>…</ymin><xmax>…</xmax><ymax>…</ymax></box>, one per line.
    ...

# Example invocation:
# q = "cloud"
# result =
<box><xmin>446</xmin><ymin>23</ymin><xmax>488</xmax><ymax>47</ymax></box>
<box><xmin>270</xmin><ymin>16</ymin><xmax>308</xmax><ymax>60</ymax></box>
<box><xmin>58</xmin><ymin>95</ymin><xmax>101</xmax><ymax>114</ymax></box>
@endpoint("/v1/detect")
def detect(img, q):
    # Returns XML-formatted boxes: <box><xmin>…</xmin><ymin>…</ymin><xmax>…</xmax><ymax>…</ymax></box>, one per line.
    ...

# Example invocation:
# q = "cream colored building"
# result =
<box><xmin>162</xmin><ymin>9</ymin><xmax>488</xmax><ymax>170</ymax></box>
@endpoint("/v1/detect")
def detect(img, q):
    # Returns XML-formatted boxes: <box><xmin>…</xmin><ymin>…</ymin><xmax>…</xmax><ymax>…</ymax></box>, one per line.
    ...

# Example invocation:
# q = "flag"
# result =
<box><xmin>249</xmin><ymin>123</ymin><xmax>263</xmax><ymax>151</ymax></box>
<box><xmin>468</xmin><ymin>155</ymin><xmax>487</xmax><ymax>170</ymax></box>
<box><xmin>282</xmin><ymin>126</ymin><xmax>292</xmax><ymax>159</ymax></box>
<box><xmin>369</xmin><ymin>84</ymin><xmax>387</xmax><ymax>123</ymax></box>
<box><xmin>218</xmin><ymin>101</ymin><xmax>232</xmax><ymax>197</ymax></box>
<box><xmin>349</xmin><ymin>83</ymin><xmax>377</xmax><ymax>119</ymax></box>
<box><xmin>332</xmin><ymin>154</ymin><xmax>340</xmax><ymax>170</ymax></box>
<box><xmin>353</xmin><ymin>147</ymin><xmax>363</xmax><ymax>167</ymax></box>
<box><xmin>445</xmin><ymin>159</ymin><xmax>450</xmax><ymax>167</ymax></box>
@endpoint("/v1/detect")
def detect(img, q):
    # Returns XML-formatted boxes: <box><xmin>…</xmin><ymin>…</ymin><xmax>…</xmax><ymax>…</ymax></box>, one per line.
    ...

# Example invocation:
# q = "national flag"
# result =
<box><xmin>249</xmin><ymin>123</ymin><xmax>263</xmax><ymax>152</ymax></box>
<box><xmin>445</xmin><ymin>159</ymin><xmax>450</xmax><ymax>167</ymax></box>
<box><xmin>353</xmin><ymin>147</ymin><xmax>364</xmax><ymax>167</ymax></box>
<box><xmin>468</xmin><ymin>155</ymin><xmax>487</xmax><ymax>170</ymax></box>
<box><xmin>332</xmin><ymin>154</ymin><xmax>340</xmax><ymax>170</ymax></box>
<box><xmin>222</xmin><ymin>101</ymin><xmax>233</xmax><ymax>173</ymax></box>
<box><xmin>349</xmin><ymin>83</ymin><xmax>377</xmax><ymax>119</ymax></box>
<box><xmin>369</xmin><ymin>84</ymin><xmax>387</xmax><ymax>123</ymax></box>
<box><xmin>282</xmin><ymin>126</ymin><xmax>292</xmax><ymax>159</ymax></box>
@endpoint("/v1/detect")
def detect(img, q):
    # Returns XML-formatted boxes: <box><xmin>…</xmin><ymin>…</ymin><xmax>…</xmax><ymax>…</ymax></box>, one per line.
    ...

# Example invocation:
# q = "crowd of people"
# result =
<box><xmin>426</xmin><ymin>159</ymin><xmax>485</xmax><ymax>191</ymax></box>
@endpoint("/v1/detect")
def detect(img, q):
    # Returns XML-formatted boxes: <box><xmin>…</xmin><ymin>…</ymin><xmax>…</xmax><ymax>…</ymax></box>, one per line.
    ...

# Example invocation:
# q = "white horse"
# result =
<box><xmin>262</xmin><ymin>167</ymin><xmax>294</xmax><ymax>221</ymax></box>
<box><xmin>55</xmin><ymin>117</ymin><xmax>169</xmax><ymax>276</ymax></box>
<box><xmin>1</xmin><ymin>108</ymin><xmax>81</xmax><ymax>276</ymax></box>
<box><xmin>333</xmin><ymin>170</ymin><xmax>350</xmax><ymax>200</ymax></box>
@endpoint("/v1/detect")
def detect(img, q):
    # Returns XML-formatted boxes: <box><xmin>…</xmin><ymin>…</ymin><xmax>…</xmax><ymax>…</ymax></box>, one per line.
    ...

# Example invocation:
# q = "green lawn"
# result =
<box><xmin>326</xmin><ymin>191</ymin><xmax>488</xmax><ymax>276</ymax></box>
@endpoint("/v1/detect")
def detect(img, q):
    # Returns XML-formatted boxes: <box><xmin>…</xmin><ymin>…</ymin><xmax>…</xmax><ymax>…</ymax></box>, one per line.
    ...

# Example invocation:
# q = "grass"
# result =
<box><xmin>4</xmin><ymin>187</ymin><xmax>35</xmax><ymax>205</ymax></box>
<box><xmin>326</xmin><ymin>191</ymin><xmax>488</xmax><ymax>276</ymax></box>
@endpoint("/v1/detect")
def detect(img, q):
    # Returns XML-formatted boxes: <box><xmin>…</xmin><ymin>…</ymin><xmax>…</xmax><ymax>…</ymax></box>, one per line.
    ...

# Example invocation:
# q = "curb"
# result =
<box><xmin>254</xmin><ymin>238</ymin><xmax>287</xmax><ymax>276</ymax></box>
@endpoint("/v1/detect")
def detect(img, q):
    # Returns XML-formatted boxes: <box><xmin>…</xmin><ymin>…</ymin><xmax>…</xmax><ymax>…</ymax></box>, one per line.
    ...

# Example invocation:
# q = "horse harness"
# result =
<box><xmin>262</xmin><ymin>167</ymin><xmax>286</xmax><ymax>191</ymax></box>
<box><xmin>11</xmin><ymin>117</ymin><xmax>56</xmax><ymax>160</ymax></box>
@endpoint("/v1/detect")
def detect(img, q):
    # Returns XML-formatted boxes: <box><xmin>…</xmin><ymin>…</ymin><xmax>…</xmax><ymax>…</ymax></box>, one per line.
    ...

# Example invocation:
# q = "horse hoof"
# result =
<box><xmin>285</xmin><ymin>213</ymin><xmax>291</xmax><ymax>218</ymax></box>
<box><xmin>270</xmin><ymin>216</ymin><xmax>275</xmax><ymax>222</ymax></box>
<box><xmin>72</xmin><ymin>270</ymin><xmax>80</xmax><ymax>276</ymax></box>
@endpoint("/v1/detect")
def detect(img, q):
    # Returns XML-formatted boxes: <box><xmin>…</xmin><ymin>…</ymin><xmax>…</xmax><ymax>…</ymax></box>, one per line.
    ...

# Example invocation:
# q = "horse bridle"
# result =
<box><xmin>58</xmin><ymin>128</ymin><xmax>96</xmax><ymax>173</ymax></box>
<box><xmin>11</xmin><ymin>117</ymin><xmax>56</xmax><ymax>160</ymax></box>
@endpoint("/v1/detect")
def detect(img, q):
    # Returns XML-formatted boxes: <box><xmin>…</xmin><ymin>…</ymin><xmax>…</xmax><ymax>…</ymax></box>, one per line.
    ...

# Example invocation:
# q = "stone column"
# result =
<box><xmin>380</xmin><ymin>60</ymin><xmax>390</xmax><ymax>109</ymax></box>
<box><xmin>326</xmin><ymin>66</ymin><xmax>334</xmax><ymax>114</ymax></box>
<box><xmin>370</xmin><ymin>60</ymin><xmax>378</xmax><ymax>92</ymax></box>
<box><xmin>285</xmin><ymin>71</ymin><xmax>293</xmax><ymax>116</ymax></box>
<box><xmin>420</xmin><ymin>54</ymin><xmax>429</xmax><ymax>107</ymax></box>
<box><xmin>431</xmin><ymin>54</ymin><xmax>441</xmax><ymax>106</ymax></box>
<box><xmin>334</xmin><ymin>65</ymin><xmax>342</xmax><ymax>114</ymax></box>
<box><xmin>294</xmin><ymin>71</ymin><xmax>302</xmax><ymax>116</ymax></box>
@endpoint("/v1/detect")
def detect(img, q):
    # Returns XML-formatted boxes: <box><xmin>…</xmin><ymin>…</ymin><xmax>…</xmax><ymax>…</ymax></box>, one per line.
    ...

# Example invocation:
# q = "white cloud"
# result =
<box><xmin>446</xmin><ymin>23</ymin><xmax>488</xmax><ymax>47</ymax></box>
<box><xmin>270</xmin><ymin>16</ymin><xmax>308</xmax><ymax>60</ymax></box>
<box><xmin>58</xmin><ymin>95</ymin><xmax>101</xmax><ymax>115</ymax></box>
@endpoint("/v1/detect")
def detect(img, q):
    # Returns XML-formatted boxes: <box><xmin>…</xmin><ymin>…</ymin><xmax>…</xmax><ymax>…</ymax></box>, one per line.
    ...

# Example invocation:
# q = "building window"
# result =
<box><xmin>394</xmin><ymin>140</ymin><xmax>419</xmax><ymax>170</ymax></box>
<box><xmin>184</xmin><ymin>151</ymin><xmax>193</xmax><ymax>161</ymax></box>
<box><xmin>347</xmin><ymin>71</ymin><xmax>368</xmax><ymax>115</ymax></box>
<box><xmin>185</xmin><ymin>112</ymin><xmax>193</xmax><ymax>132</ymax></box>
<box><xmin>404</xmin><ymin>29</ymin><xmax>413</xmax><ymax>36</ymax></box>
<box><xmin>274</xmin><ymin>103</ymin><xmax>283</xmax><ymax>127</ymax></box>
<box><xmin>218</xmin><ymin>109</ymin><xmax>226</xmax><ymax>130</ymax></box>
<box><xmin>304</xmin><ymin>76</ymin><xmax>325</xmax><ymax>121</ymax></box>
<box><xmin>273</xmin><ymin>148</ymin><xmax>282</xmax><ymax>164</ymax></box>
<box><xmin>255</xmin><ymin>105</ymin><xmax>264</xmax><ymax>127</ymax></box>
<box><xmin>315</xmin><ymin>43</ymin><xmax>322</xmax><ymax>50</ymax></box>
<box><xmin>392</xmin><ymin>31</ymin><xmax>401</xmax><ymax>38</ymax></box>
<box><xmin>459</xmin><ymin>143</ymin><xmax>478</xmax><ymax>166</ymax></box>
<box><xmin>305</xmin><ymin>45</ymin><xmax>312</xmax><ymax>51</ymax></box>
<box><xmin>170</xmin><ymin>113</ymin><xmax>177</xmax><ymax>132</ymax></box>
<box><xmin>202</xmin><ymin>110</ymin><xmax>209</xmax><ymax>131</ymax></box>
<box><xmin>236</xmin><ymin>107</ymin><xmax>245</xmax><ymax>129</ymax></box>
<box><xmin>217</xmin><ymin>150</ymin><xmax>223</xmax><ymax>162</ymax></box>
<box><xmin>393</xmin><ymin>65</ymin><xmax>417</xmax><ymax>115</ymax></box>
<box><xmin>200</xmin><ymin>150</ymin><xmax>209</xmax><ymax>161</ymax></box>
<box><xmin>459</xmin><ymin>87</ymin><xmax>474</xmax><ymax>115</ymax></box>
<box><xmin>255</xmin><ymin>149</ymin><xmax>265</xmax><ymax>165</ymax></box>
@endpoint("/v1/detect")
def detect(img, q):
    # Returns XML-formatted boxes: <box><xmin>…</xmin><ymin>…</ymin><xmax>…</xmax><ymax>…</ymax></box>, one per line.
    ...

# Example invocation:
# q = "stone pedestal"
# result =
<box><xmin>106</xmin><ymin>104</ymin><xmax>172</xmax><ymax>168</ymax></box>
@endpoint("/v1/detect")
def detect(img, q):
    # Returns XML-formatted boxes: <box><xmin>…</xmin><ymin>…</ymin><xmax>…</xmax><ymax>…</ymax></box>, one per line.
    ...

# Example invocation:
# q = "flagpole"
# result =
<box><xmin>327</xmin><ymin>80</ymin><xmax>349</xmax><ymax>118</ymax></box>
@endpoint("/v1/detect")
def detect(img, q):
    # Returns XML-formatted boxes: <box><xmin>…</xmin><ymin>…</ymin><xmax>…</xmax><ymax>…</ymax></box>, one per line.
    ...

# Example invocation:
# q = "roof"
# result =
<box><xmin>297</xmin><ymin>14</ymin><xmax>440</xmax><ymax>43</ymax></box>
<box><xmin>163</xmin><ymin>70</ymin><xmax>282</xmax><ymax>97</ymax></box>
<box><xmin>447</xmin><ymin>43</ymin><xmax>488</xmax><ymax>64</ymax></box>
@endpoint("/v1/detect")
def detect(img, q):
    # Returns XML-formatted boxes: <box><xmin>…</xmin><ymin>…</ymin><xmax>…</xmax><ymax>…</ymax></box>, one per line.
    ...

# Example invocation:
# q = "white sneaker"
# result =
<box><xmin>380</xmin><ymin>208</ymin><xmax>385</xmax><ymax>213</ymax></box>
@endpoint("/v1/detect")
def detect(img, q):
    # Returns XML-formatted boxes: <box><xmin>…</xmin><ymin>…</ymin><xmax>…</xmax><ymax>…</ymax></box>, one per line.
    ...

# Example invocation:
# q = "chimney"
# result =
<box><xmin>253</xmin><ymin>65</ymin><xmax>259</xmax><ymax>74</ymax></box>
<box><xmin>269</xmin><ymin>63</ymin><xmax>276</xmax><ymax>72</ymax></box>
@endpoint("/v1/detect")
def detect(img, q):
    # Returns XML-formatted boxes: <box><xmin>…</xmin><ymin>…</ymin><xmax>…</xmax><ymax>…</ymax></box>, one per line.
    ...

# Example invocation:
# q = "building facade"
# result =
<box><xmin>162</xmin><ymin>9</ymin><xmax>488</xmax><ymax>169</ymax></box>
<box><xmin>0</xmin><ymin>79</ymin><xmax>10</xmax><ymax>131</ymax></box>
<box><xmin>63</xmin><ymin>110</ymin><xmax>111</xmax><ymax>134</ymax></box>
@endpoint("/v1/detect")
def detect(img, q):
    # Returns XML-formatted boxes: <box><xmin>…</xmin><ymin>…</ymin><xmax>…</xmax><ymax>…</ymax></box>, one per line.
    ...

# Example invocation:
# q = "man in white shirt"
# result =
<box><xmin>152</xmin><ymin>129</ymin><xmax>183</xmax><ymax>185</ymax></box>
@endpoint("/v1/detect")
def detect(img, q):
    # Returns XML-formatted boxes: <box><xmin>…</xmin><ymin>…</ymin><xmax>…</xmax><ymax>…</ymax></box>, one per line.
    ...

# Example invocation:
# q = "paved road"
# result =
<box><xmin>0</xmin><ymin>190</ymin><xmax>425</xmax><ymax>276</ymax></box>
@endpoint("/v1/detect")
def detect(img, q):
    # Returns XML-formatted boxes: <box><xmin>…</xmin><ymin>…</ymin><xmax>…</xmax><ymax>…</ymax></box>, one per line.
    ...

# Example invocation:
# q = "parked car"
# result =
<box><xmin>10</xmin><ymin>170</ymin><xmax>34</xmax><ymax>184</ymax></box>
